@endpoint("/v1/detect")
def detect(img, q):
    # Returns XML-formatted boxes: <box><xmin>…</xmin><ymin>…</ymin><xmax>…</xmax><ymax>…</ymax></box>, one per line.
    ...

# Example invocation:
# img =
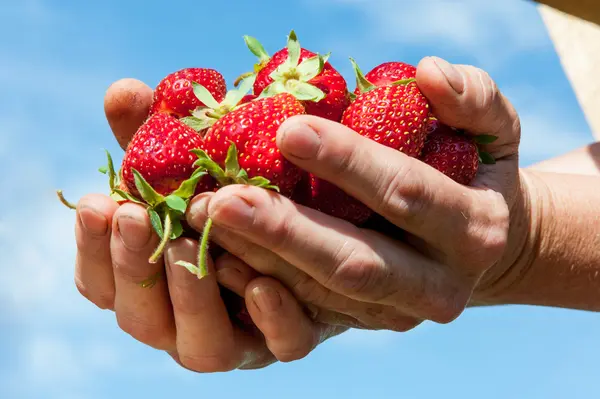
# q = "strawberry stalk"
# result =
<box><xmin>56</xmin><ymin>190</ymin><xmax>77</xmax><ymax>209</ymax></box>
<box><xmin>175</xmin><ymin>143</ymin><xmax>280</xmax><ymax>278</ymax></box>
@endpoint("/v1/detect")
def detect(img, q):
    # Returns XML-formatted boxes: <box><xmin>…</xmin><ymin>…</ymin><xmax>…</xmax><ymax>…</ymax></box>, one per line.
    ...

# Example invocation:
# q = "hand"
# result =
<box><xmin>184</xmin><ymin>56</ymin><xmax>526</xmax><ymax>330</ymax></box>
<box><xmin>73</xmin><ymin>79</ymin><xmax>344</xmax><ymax>372</ymax></box>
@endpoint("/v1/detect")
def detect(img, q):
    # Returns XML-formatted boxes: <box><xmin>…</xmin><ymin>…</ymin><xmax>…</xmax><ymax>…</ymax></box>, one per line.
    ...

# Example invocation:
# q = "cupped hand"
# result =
<box><xmin>73</xmin><ymin>79</ymin><xmax>344</xmax><ymax>372</ymax></box>
<box><xmin>184</xmin><ymin>56</ymin><xmax>525</xmax><ymax>330</ymax></box>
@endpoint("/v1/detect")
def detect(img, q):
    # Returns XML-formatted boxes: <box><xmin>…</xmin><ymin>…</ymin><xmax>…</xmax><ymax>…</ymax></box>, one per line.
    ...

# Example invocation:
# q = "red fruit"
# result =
<box><xmin>239</xmin><ymin>94</ymin><xmax>257</xmax><ymax>104</ymax></box>
<box><xmin>293</xmin><ymin>173</ymin><xmax>372</xmax><ymax>226</ymax></box>
<box><xmin>199</xmin><ymin>92</ymin><xmax>306</xmax><ymax>197</ymax></box>
<box><xmin>150</xmin><ymin>68</ymin><xmax>227</xmax><ymax>118</ymax></box>
<box><xmin>121</xmin><ymin>113</ymin><xmax>214</xmax><ymax>197</ymax></box>
<box><xmin>354</xmin><ymin>61</ymin><xmax>417</xmax><ymax>95</ymax></box>
<box><xmin>419</xmin><ymin>121</ymin><xmax>497</xmax><ymax>185</ymax></box>
<box><xmin>341</xmin><ymin>83</ymin><xmax>431</xmax><ymax>157</ymax></box>
<box><xmin>238</xmin><ymin>31</ymin><xmax>350</xmax><ymax>122</ymax></box>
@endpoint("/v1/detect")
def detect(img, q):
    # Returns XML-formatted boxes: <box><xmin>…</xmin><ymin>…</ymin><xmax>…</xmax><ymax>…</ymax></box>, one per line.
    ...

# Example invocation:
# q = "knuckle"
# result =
<box><xmin>178</xmin><ymin>353</ymin><xmax>238</xmax><ymax>373</ymax></box>
<box><xmin>74</xmin><ymin>277</ymin><xmax>114</xmax><ymax>310</ymax></box>
<box><xmin>384</xmin><ymin>316</ymin><xmax>422</xmax><ymax>333</ymax></box>
<box><xmin>428</xmin><ymin>282</ymin><xmax>470</xmax><ymax>324</ymax></box>
<box><xmin>324</xmin><ymin>244</ymin><xmax>383</xmax><ymax>299</ymax></box>
<box><xmin>375</xmin><ymin>164</ymin><xmax>429</xmax><ymax>227</ymax></box>
<box><xmin>288</xmin><ymin>273</ymin><xmax>331</xmax><ymax>307</ymax></box>
<box><xmin>117</xmin><ymin>313</ymin><xmax>172</xmax><ymax>350</ymax></box>
<box><xmin>275</xmin><ymin>346</ymin><xmax>312</xmax><ymax>363</ymax></box>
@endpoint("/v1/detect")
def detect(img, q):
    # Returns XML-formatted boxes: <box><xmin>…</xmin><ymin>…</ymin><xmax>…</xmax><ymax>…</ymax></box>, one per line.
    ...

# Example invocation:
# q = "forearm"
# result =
<box><xmin>477</xmin><ymin>169</ymin><xmax>600</xmax><ymax>311</ymax></box>
<box><xmin>528</xmin><ymin>142</ymin><xmax>600</xmax><ymax>176</ymax></box>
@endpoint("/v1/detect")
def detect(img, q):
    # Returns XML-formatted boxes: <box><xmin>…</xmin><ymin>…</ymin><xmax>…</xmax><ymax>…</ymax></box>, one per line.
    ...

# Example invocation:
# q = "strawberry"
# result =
<box><xmin>293</xmin><ymin>173</ymin><xmax>372</xmax><ymax>225</ymax></box>
<box><xmin>342</xmin><ymin>59</ymin><xmax>431</xmax><ymax>158</ymax></box>
<box><xmin>175</xmin><ymin>92</ymin><xmax>306</xmax><ymax>278</ymax></box>
<box><xmin>236</xmin><ymin>31</ymin><xmax>350</xmax><ymax>122</ymax></box>
<box><xmin>150</xmin><ymin>68</ymin><xmax>227</xmax><ymax>118</ymax></box>
<box><xmin>353</xmin><ymin>61</ymin><xmax>417</xmax><ymax>95</ymax></box>
<box><xmin>419</xmin><ymin>120</ymin><xmax>497</xmax><ymax>185</ymax></box>
<box><xmin>116</xmin><ymin>113</ymin><xmax>214</xmax><ymax>267</ymax></box>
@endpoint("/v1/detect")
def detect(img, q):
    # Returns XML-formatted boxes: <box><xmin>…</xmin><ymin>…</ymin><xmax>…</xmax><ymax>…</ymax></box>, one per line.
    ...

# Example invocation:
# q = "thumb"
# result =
<box><xmin>416</xmin><ymin>57</ymin><xmax>520</xmax><ymax>159</ymax></box>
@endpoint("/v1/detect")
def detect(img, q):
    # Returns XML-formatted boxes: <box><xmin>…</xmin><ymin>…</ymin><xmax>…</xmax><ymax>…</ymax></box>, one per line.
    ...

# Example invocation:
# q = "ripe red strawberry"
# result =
<box><xmin>341</xmin><ymin>60</ymin><xmax>431</xmax><ymax>158</ymax></box>
<box><xmin>237</xmin><ymin>31</ymin><xmax>350</xmax><ymax>122</ymax></box>
<box><xmin>419</xmin><ymin>120</ymin><xmax>497</xmax><ymax>185</ymax></box>
<box><xmin>239</xmin><ymin>94</ymin><xmax>257</xmax><ymax>104</ymax></box>
<box><xmin>293</xmin><ymin>173</ymin><xmax>372</xmax><ymax>225</ymax></box>
<box><xmin>196</xmin><ymin>92</ymin><xmax>305</xmax><ymax>197</ymax></box>
<box><xmin>175</xmin><ymin>92</ymin><xmax>306</xmax><ymax>278</ymax></box>
<box><xmin>116</xmin><ymin>113</ymin><xmax>215</xmax><ymax>266</ymax></box>
<box><xmin>353</xmin><ymin>61</ymin><xmax>417</xmax><ymax>95</ymax></box>
<box><xmin>150</xmin><ymin>68</ymin><xmax>227</xmax><ymax>118</ymax></box>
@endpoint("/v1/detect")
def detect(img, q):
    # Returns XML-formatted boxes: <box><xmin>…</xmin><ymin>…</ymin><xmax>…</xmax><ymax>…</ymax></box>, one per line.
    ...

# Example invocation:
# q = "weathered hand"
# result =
<box><xmin>186</xmin><ymin>56</ymin><xmax>525</xmax><ymax>330</ymax></box>
<box><xmin>73</xmin><ymin>79</ymin><xmax>344</xmax><ymax>372</ymax></box>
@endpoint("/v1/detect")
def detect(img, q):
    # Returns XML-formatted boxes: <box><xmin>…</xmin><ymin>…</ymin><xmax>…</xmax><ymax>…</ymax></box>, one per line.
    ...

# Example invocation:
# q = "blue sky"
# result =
<box><xmin>1</xmin><ymin>0</ymin><xmax>598</xmax><ymax>398</ymax></box>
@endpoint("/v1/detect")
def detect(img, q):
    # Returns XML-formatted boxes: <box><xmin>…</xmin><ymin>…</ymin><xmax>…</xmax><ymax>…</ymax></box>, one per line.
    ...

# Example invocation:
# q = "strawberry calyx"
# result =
<box><xmin>175</xmin><ymin>142</ymin><xmax>280</xmax><ymax>279</ymax></box>
<box><xmin>180</xmin><ymin>76</ymin><xmax>256</xmax><ymax>133</ymax></box>
<box><xmin>349</xmin><ymin>57</ymin><xmax>416</xmax><ymax>99</ymax></box>
<box><xmin>258</xmin><ymin>30</ymin><xmax>330</xmax><ymax>103</ymax></box>
<box><xmin>233</xmin><ymin>35</ymin><xmax>272</xmax><ymax>87</ymax></box>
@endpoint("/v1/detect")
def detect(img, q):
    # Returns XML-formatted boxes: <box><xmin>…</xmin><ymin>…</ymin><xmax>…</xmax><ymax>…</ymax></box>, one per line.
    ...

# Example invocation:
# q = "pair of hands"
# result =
<box><xmin>73</xmin><ymin>56</ymin><xmax>525</xmax><ymax>371</ymax></box>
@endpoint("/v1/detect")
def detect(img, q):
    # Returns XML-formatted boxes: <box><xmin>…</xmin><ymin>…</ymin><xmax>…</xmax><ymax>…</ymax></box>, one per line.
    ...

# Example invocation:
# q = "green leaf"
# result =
<box><xmin>260</xmin><ymin>81</ymin><xmax>287</xmax><ymax>99</ymax></box>
<box><xmin>113</xmin><ymin>188</ymin><xmax>144</xmax><ymax>204</ymax></box>
<box><xmin>181</xmin><ymin>115</ymin><xmax>213</xmax><ymax>132</ymax></box>
<box><xmin>148</xmin><ymin>208</ymin><xmax>164</xmax><ymax>238</ymax></box>
<box><xmin>247</xmin><ymin>176</ymin><xmax>280</xmax><ymax>192</ymax></box>
<box><xmin>390</xmin><ymin>78</ymin><xmax>417</xmax><ymax>86</ymax></box>
<box><xmin>174</xmin><ymin>261</ymin><xmax>201</xmax><ymax>275</ymax></box>
<box><xmin>224</xmin><ymin>142</ymin><xmax>241</xmax><ymax>177</ymax></box>
<box><xmin>192</xmin><ymin>149</ymin><xmax>228</xmax><ymax>182</ymax></box>
<box><xmin>350</xmin><ymin>57</ymin><xmax>375</xmax><ymax>94</ymax></box>
<box><xmin>473</xmin><ymin>134</ymin><xmax>499</xmax><ymax>144</ymax></box>
<box><xmin>132</xmin><ymin>169</ymin><xmax>165</xmax><ymax>207</ymax></box>
<box><xmin>165</xmin><ymin>195</ymin><xmax>187</xmax><ymax>214</ymax></box>
<box><xmin>104</xmin><ymin>149</ymin><xmax>118</xmax><ymax>190</ymax></box>
<box><xmin>348</xmin><ymin>91</ymin><xmax>357</xmax><ymax>102</ymax></box>
<box><xmin>222</xmin><ymin>74</ymin><xmax>256</xmax><ymax>109</ymax></box>
<box><xmin>244</xmin><ymin>35</ymin><xmax>270</xmax><ymax>63</ymax></box>
<box><xmin>192</xmin><ymin>82</ymin><xmax>221</xmax><ymax>109</ymax></box>
<box><xmin>296</xmin><ymin>55</ymin><xmax>324</xmax><ymax>82</ymax></box>
<box><xmin>110</xmin><ymin>191</ymin><xmax>127</xmax><ymax>202</ymax></box>
<box><xmin>170</xmin><ymin>217</ymin><xmax>184</xmax><ymax>239</ymax></box>
<box><xmin>287</xmin><ymin>81</ymin><xmax>326</xmax><ymax>102</ymax></box>
<box><xmin>171</xmin><ymin>169</ymin><xmax>206</xmax><ymax>199</ymax></box>
<box><xmin>479</xmin><ymin>151</ymin><xmax>496</xmax><ymax>165</ymax></box>
<box><xmin>284</xmin><ymin>30</ymin><xmax>301</xmax><ymax>68</ymax></box>
<box><xmin>98</xmin><ymin>166</ymin><xmax>108</xmax><ymax>174</ymax></box>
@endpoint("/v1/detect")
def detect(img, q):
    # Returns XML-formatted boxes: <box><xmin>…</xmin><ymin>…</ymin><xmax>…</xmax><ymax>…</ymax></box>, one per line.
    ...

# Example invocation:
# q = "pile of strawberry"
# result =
<box><xmin>58</xmin><ymin>30</ymin><xmax>497</xmax><ymax>281</ymax></box>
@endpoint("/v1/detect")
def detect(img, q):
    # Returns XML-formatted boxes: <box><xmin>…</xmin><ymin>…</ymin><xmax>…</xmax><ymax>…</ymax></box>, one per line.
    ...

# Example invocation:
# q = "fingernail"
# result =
<box><xmin>117</xmin><ymin>214</ymin><xmax>151</xmax><ymax>250</ymax></box>
<box><xmin>251</xmin><ymin>286</ymin><xmax>282</xmax><ymax>313</ymax></box>
<box><xmin>279</xmin><ymin>120</ymin><xmax>321</xmax><ymax>160</ymax></box>
<box><xmin>79</xmin><ymin>206</ymin><xmax>108</xmax><ymax>236</ymax></box>
<box><xmin>431</xmin><ymin>56</ymin><xmax>465</xmax><ymax>94</ymax></box>
<box><xmin>209</xmin><ymin>195</ymin><xmax>255</xmax><ymax>230</ymax></box>
<box><xmin>187</xmin><ymin>194</ymin><xmax>212</xmax><ymax>228</ymax></box>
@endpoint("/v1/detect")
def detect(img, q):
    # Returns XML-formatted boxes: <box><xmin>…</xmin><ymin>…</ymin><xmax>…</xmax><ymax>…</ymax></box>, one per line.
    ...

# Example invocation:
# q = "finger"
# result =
<box><xmin>277</xmin><ymin>115</ymin><xmax>508</xmax><ymax>262</ymax></box>
<box><xmin>214</xmin><ymin>252</ymin><xmax>260</xmax><ymax>297</ymax></box>
<box><xmin>104</xmin><ymin>78</ymin><xmax>154</xmax><ymax>150</ymax></box>
<box><xmin>245</xmin><ymin>277</ymin><xmax>320</xmax><ymax>362</ymax></box>
<box><xmin>165</xmin><ymin>239</ymin><xmax>247</xmax><ymax>372</ymax></box>
<box><xmin>111</xmin><ymin>203</ymin><xmax>175</xmax><ymax>351</ymax></box>
<box><xmin>74</xmin><ymin>194</ymin><xmax>119</xmax><ymax>310</ymax></box>
<box><xmin>204</xmin><ymin>186</ymin><xmax>461</xmax><ymax>324</ymax></box>
<box><xmin>216</xmin><ymin>255</ymin><xmax>370</xmax><ymax>329</ymax></box>
<box><xmin>415</xmin><ymin>56</ymin><xmax>521</xmax><ymax>158</ymax></box>
<box><xmin>188</xmin><ymin>194</ymin><xmax>413</xmax><ymax>330</ymax></box>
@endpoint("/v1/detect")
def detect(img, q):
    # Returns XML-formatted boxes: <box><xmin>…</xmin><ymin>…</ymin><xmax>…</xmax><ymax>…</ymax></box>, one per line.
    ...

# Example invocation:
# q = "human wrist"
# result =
<box><xmin>471</xmin><ymin>168</ymin><xmax>544</xmax><ymax>306</ymax></box>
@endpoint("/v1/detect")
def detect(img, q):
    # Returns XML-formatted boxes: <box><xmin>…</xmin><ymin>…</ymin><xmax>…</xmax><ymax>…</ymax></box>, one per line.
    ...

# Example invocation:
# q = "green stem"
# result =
<box><xmin>197</xmin><ymin>217</ymin><xmax>213</xmax><ymax>278</ymax></box>
<box><xmin>149</xmin><ymin>212</ymin><xmax>173</xmax><ymax>264</ymax></box>
<box><xmin>56</xmin><ymin>190</ymin><xmax>77</xmax><ymax>209</ymax></box>
<box><xmin>233</xmin><ymin>71</ymin><xmax>256</xmax><ymax>87</ymax></box>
